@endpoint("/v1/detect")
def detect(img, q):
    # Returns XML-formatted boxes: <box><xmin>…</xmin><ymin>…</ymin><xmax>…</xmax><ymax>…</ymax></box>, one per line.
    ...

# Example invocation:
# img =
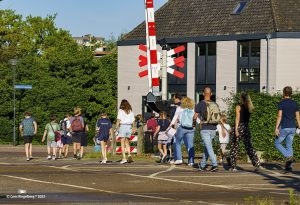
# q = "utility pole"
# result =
<box><xmin>9</xmin><ymin>59</ymin><xmax>17</xmax><ymax>146</ymax></box>
<box><xmin>161</xmin><ymin>44</ymin><xmax>168</xmax><ymax>101</ymax></box>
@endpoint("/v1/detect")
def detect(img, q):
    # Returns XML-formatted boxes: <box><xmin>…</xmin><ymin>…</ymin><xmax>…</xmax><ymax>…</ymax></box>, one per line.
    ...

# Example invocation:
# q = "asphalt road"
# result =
<box><xmin>0</xmin><ymin>145</ymin><xmax>299</xmax><ymax>205</ymax></box>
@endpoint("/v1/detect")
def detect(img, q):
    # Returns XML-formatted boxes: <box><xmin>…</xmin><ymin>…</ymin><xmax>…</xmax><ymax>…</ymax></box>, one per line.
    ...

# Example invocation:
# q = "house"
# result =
<box><xmin>73</xmin><ymin>34</ymin><xmax>110</xmax><ymax>57</ymax></box>
<box><xmin>117</xmin><ymin>0</ymin><xmax>300</xmax><ymax>114</ymax></box>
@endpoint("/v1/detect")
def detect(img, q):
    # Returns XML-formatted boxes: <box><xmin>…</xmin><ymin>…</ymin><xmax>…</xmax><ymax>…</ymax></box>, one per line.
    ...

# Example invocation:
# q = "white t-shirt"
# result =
<box><xmin>216</xmin><ymin>123</ymin><xmax>231</xmax><ymax>144</ymax></box>
<box><xmin>117</xmin><ymin>109</ymin><xmax>135</xmax><ymax>125</ymax></box>
<box><xmin>64</xmin><ymin>118</ymin><xmax>71</xmax><ymax>129</ymax></box>
<box><xmin>171</xmin><ymin>106</ymin><xmax>184</xmax><ymax>126</ymax></box>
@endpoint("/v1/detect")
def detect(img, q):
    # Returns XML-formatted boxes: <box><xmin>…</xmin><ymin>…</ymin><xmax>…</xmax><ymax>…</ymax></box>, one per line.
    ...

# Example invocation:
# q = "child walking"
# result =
<box><xmin>96</xmin><ymin>113</ymin><xmax>113</xmax><ymax>164</ymax></box>
<box><xmin>216</xmin><ymin>114</ymin><xmax>231</xmax><ymax>164</ymax></box>
<box><xmin>42</xmin><ymin>115</ymin><xmax>60</xmax><ymax>160</ymax></box>
<box><xmin>154</xmin><ymin>112</ymin><xmax>170</xmax><ymax>163</ymax></box>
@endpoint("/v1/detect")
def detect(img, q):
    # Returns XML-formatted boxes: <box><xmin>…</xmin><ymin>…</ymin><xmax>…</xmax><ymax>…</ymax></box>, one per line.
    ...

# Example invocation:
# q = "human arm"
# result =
<box><xmin>132</xmin><ymin>120</ymin><xmax>137</xmax><ymax>134</ymax></box>
<box><xmin>170</xmin><ymin>107</ymin><xmax>180</xmax><ymax>128</ymax></box>
<box><xmin>153</xmin><ymin>125</ymin><xmax>160</xmax><ymax>138</ymax></box>
<box><xmin>235</xmin><ymin>105</ymin><xmax>241</xmax><ymax>137</ymax></box>
<box><xmin>19</xmin><ymin>125</ymin><xmax>23</xmax><ymax>137</ymax></box>
<box><xmin>275</xmin><ymin>110</ymin><xmax>282</xmax><ymax>136</ymax></box>
<box><xmin>41</xmin><ymin>129</ymin><xmax>47</xmax><ymax>143</ymax></box>
<box><xmin>296</xmin><ymin>111</ymin><xmax>300</xmax><ymax>128</ymax></box>
<box><xmin>33</xmin><ymin>121</ymin><xmax>37</xmax><ymax>135</ymax></box>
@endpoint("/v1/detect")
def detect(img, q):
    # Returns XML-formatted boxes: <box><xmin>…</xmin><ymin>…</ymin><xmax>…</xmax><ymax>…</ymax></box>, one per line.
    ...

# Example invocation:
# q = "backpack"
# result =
<box><xmin>71</xmin><ymin>116</ymin><xmax>83</xmax><ymax>131</ymax></box>
<box><xmin>205</xmin><ymin>101</ymin><xmax>221</xmax><ymax>124</ymax></box>
<box><xmin>180</xmin><ymin>108</ymin><xmax>194</xmax><ymax>128</ymax></box>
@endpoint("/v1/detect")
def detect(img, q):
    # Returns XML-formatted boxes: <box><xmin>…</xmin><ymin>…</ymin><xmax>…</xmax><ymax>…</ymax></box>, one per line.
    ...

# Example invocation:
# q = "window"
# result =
<box><xmin>232</xmin><ymin>1</ymin><xmax>248</xmax><ymax>15</ymax></box>
<box><xmin>195</xmin><ymin>42</ymin><xmax>216</xmax><ymax>103</ymax></box>
<box><xmin>237</xmin><ymin>40</ymin><xmax>260</xmax><ymax>91</ymax></box>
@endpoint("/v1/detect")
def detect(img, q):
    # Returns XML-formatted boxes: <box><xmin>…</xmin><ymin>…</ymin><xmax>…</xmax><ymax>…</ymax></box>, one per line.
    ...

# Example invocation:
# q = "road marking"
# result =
<box><xmin>149</xmin><ymin>164</ymin><xmax>176</xmax><ymax>177</ymax></box>
<box><xmin>123</xmin><ymin>173</ymin><xmax>241</xmax><ymax>190</ymax></box>
<box><xmin>0</xmin><ymin>174</ymin><xmax>188</xmax><ymax>202</ymax></box>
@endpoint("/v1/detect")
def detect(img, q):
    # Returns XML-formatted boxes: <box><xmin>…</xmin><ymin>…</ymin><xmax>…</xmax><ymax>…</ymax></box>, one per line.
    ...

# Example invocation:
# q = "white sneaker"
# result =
<box><xmin>174</xmin><ymin>160</ymin><xmax>183</xmax><ymax>165</ymax></box>
<box><xmin>169</xmin><ymin>160</ymin><xmax>175</xmax><ymax>164</ymax></box>
<box><xmin>47</xmin><ymin>155</ymin><xmax>52</xmax><ymax>160</ymax></box>
<box><xmin>120</xmin><ymin>160</ymin><xmax>127</xmax><ymax>164</ymax></box>
<box><xmin>188</xmin><ymin>162</ymin><xmax>194</xmax><ymax>166</ymax></box>
<box><xmin>101</xmin><ymin>159</ymin><xmax>107</xmax><ymax>164</ymax></box>
<box><xmin>52</xmin><ymin>156</ymin><xmax>56</xmax><ymax>160</ymax></box>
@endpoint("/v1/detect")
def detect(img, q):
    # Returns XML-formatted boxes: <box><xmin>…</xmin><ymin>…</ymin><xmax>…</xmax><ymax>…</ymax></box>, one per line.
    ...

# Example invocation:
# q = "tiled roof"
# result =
<box><xmin>123</xmin><ymin>0</ymin><xmax>300</xmax><ymax>41</ymax></box>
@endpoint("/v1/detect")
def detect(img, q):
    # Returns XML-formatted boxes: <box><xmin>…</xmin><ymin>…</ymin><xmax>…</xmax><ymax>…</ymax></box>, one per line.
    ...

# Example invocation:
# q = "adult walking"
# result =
<box><xmin>42</xmin><ymin>115</ymin><xmax>60</xmax><ymax>160</ymax></box>
<box><xmin>61</xmin><ymin>113</ymin><xmax>72</xmax><ymax>158</ymax></box>
<box><xmin>275</xmin><ymin>86</ymin><xmax>300</xmax><ymax>171</ymax></box>
<box><xmin>70</xmin><ymin>107</ymin><xmax>85</xmax><ymax>160</ymax></box>
<box><xmin>194</xmin><ymin>87</ymin><xmax>219</xmax><ymax>172</ymax></box>
<box><xmin>115</xmin><ymin>99</ymin><xmax>136</xmax><ymax>164</ymax></box>
<box><xmin>173</xmin><ymin>97</ymin><xmax>195</xmax><ymax>166</ymax></box>
<box><xmin>19</xmin><ymin>112</ymin><xmax>37</xmax><ymax>161</ymax></box>
<box><xmin>230</xmin><ymin>92</ymin><xmax>261</xmax><ymax>171</ymax></box>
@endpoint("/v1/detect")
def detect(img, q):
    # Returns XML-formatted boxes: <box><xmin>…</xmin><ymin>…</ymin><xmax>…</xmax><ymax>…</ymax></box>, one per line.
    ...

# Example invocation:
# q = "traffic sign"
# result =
<box><xmin>15</xmin><ymin>85</ymin><xmax>32</xmax><ymax>89</ymax></box>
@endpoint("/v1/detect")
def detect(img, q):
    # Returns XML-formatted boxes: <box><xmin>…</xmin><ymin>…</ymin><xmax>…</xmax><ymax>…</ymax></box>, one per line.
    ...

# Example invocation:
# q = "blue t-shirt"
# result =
<box><xmin>20</xmin><ymin>117</ymin><xmax>35</xmax><ymax>136</ymax></box>
<box><xmin>158</xmin><ymin>119</ymin><xmax>170</xmax><ymax>132</ymax></box>
<box><xmin>96</xmin><ymin>118</ymin><xmax>112</xmax><ymax>139</ymax></box>
<box><xmin>278</xmin><ymin>98</ymin><xmax>299</xmax><ymax>129</ymax></box>
<box><xmin>195</xmin><ymin>100</ymin><xmax>216</xmax><ymax>130</ymax></box>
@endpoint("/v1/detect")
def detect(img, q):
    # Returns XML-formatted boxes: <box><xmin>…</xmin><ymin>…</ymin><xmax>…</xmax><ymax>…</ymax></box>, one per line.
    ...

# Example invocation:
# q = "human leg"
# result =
<box><xmin>174</xmin><ymin>127</ymin><xmax>184</xmax><ymax>161</ymax></box>
<box><xmin>183</xmin><ymin>129</ymin><xmax>195</xmax><ymax>164</ymax></box>
<box><xmin>275</xmin><ymin>128</ymin><xmax>289</xmax><ymax>158</ymax></box>
<box><xmin>241</xmin><ymin>126</ymin><xmax>259</xmax><ymax>167</ymax></box>
<box><xmin>200</xmin><ymin>130</ymin><xmax>218</xmax><ymax>167</ymax></box>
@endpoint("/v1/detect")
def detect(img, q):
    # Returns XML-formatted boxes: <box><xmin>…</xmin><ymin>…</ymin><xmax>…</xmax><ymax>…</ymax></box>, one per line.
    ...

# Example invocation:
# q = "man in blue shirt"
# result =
<box><xmin>275</xmin><ymin>86</ymin><xmax>300</xmax><ymax>171</ymax></box>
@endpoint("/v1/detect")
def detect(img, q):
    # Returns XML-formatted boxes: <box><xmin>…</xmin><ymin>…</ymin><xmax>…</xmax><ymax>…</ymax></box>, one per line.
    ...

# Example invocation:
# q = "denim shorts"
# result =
<box><xmin>119</xmin><ymin>125</ymin><xmax>132</xmax><ymax>138</ymax></box>
<box><xmin>47</xmin><ymin>140</ymin><xmax>57</xmax><ymax>148</ymax></box>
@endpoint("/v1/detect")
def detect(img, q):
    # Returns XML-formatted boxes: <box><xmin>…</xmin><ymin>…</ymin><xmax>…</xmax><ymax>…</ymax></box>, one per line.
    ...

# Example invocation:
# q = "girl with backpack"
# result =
<box><xmin>115</xmin><ymin>99</ymin><xmax>136</xmax><ymax>164</ymax></box>
<box><xmin>70</xmin><ymin>107</ymin><xmax>85</xmax><ymax>160</ymax></box>
<box><xmin>153</xmin><ymin>112</ymin><xmax>170</xmax><ymax>163</ymax></box>
<box><xmin>42</xmin><ymin>115</ymin><xmax>60</xmax><ymax>160</ymax></box>
<box><xmin>230</xmin><ymin>92</ymin><xmax>261</xmax><ymax>171</ymax></box>
<box><xmin>172</xmin><ymin>97</ymin><xmax>195</xmax><ymax>166</ymax></box>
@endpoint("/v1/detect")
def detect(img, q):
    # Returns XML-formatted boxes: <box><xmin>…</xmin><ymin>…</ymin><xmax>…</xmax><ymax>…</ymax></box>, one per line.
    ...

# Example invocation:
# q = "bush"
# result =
<box><xmin>226</xmin><ymin>91</ymin><xmax>300</xmax><ymax>161</ymax></box>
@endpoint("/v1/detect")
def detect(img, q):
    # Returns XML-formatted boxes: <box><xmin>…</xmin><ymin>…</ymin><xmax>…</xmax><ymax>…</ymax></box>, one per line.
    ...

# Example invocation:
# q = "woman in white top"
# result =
<box><xmin>115</xmin><ymin>99</ymin><xmax>136</xmax><ymax>164</ymax></box>
<box><xmin>216</xmin><ymin>114</ymin><xmax>231</xmax><ymax>163</ymax></box>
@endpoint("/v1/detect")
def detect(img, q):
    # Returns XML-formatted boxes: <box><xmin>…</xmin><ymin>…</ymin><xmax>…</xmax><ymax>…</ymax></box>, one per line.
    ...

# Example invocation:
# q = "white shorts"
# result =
<box><xmin>119</xmin><ymin>125</ymin><xmax>132</xmax><ymax>138</ymax></box>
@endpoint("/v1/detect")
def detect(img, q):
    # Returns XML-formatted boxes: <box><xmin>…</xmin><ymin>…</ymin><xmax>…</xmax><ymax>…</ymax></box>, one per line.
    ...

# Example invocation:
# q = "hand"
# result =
<box><xmin>235</xmin><ymin>130</ymin><xmax>240</xmax><ymax>137</ymax></box>
<box><xmin>275</xmin><ymin>128</ymin><xmax>280</xmax><ymax>136</ymax></box>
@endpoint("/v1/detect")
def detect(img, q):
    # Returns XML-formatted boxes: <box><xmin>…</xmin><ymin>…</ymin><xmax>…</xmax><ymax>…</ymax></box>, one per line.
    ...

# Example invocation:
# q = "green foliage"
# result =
<box><xmin>0</xmin><ymin>10</ymin><xmax>117</xmax><ymax>144</ymax></box>
<box><xmin>226</xmin><ymin>91</ymin><xmax>300</xmax><ymax>161</ymax></box>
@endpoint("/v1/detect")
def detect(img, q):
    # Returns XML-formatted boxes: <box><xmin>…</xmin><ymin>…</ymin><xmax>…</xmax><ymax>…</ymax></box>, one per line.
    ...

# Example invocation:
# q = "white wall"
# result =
<box><xmin>274</xmin><ymin>39</ymin><xmax>300</xmax><ymax>92</ymax></box>
<box><xmin>216</xmin><ymin>41</ymin><xmax>237</xmax><ymax>112</ymax></box>
<box><xmin>118</xmin><ymin>45</ymin><xmax>149</xmax><ymax>115</ymax></box>
<box><xmin>187</xmin><ymin>43</ymin><xmax>196</xmax><ymax>101</ymax></box>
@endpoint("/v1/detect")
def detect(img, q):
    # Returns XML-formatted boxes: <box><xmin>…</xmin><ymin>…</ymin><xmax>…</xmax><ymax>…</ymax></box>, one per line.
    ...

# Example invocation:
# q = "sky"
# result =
<box><xmin>0</xmin><ymin>0</ymin><xmax>167</xmax><ymax>39</ymax></box>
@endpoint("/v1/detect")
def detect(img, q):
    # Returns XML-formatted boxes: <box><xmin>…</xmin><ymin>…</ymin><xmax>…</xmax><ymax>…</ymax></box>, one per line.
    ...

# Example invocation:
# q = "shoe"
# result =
<box><xmin>188</xmin><ymin>162</ymin><xmax>194</xmax><ymax>167</ymax></box>
<box><xmin>209</xmin><ymin>166</ymin><xmax>218</xmax><ymax>172</ymax></box>
<box><xmin>161</xmin><ymin>155</ymin><xmax>167</xmax><ymax>163</ymax></box>
<box><xmin>230</xmin><ymin>168</ymin><xmax>238</xmax><ymax>172</ymax></box>
<box><xmin>52</xmin><ymin>156</ymin><xmax>56</xmax><ymax>160</ymax></box>
<box><xmin>174</xmin><ymin>160</ymin><xmax>183</xmax><ymax>165</ymax></box>
<box><xmin>73</xmin><ymin>154</ymin><xmax>77</xmax><ymax>159</ymax></box>
<box><xmin>26</xmin><ymin>158</ymin><xmax>30</xmax><ymax>161</ymax></box>
<box><xmin>198</xmin><ymin>166</ymin><xmax>207</xmax><ymax>172</ymax></box>
<box><xmin>285</xmin><ymin>159</ymin><xmax>293</xmax><ymax>171</ymax></box>
<box><xmin>29</xmin><ymin>156</ymin><xmax>33</xmax><ymax>160</ymax></box>
<box><xmin>47</xmin><ymin>155</ymin><xmax>52</xmax><ymax>160</ymax></box>
<box><xmin>120</xmin><ymin>160</ymin><xmax>128</xmax><ymax>164</ymax></box>
<box><xmin>101</xmin><ymin>159</ymin><xmax>107</xmax><ymax>164</ymax></box>
<box><xmin>127</xmin><ymin>155</ymin><xmax>134</xmax><ymax>163</ymax></box>
<box><xmin>169</xmin><ymin>160</ymin><xmax>175</xmax><ymax>164</ymax></box>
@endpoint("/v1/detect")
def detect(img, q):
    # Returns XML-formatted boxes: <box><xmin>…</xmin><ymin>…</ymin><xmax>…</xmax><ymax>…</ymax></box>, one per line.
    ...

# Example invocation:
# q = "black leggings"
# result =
<box><xmin>230</xmin><ymin>123</ymin><xmax>259</xmax><ymax>168</ymax></box>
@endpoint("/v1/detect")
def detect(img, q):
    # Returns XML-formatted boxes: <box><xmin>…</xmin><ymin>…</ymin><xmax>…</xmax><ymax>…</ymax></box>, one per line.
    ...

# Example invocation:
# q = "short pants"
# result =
<box><xmin>47</xmin><ymin>140</ymin><xmax>57</xmax><ymax>148</ymax></box>
<box><xmin>24</xmin><ymin>135</ymin><xmax>33</xmax><ymax>144</ymax></box>
<box><xmin>119</xmin><ymin>125</ymin><xmax>132</xmax><ymax>138</ymax></box>
<box><xmin>72</xmin><ymin>132</ymin><xmax>82</xmax><ymax>143</ymax></box>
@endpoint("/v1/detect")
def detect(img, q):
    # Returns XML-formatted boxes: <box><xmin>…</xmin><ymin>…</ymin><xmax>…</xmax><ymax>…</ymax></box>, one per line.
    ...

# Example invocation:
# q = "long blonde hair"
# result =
<box><xmin>181</xmin><ymin>97</ymin><xmax>195</xmax><ymax>109</ymax></box>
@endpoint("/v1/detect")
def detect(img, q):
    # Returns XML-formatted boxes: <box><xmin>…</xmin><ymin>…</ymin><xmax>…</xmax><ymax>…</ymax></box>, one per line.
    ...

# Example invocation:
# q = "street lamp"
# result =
<box><xmin>9</xmin><ymin>59</ymin><xmax>17</xmax><ymax>146</ymax></box>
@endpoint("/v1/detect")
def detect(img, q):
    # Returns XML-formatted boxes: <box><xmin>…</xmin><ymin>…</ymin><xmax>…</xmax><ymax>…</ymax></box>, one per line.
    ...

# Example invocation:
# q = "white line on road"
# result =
<box><xmin>0</xmin><ymin>174</ymin><xmax>194</xmax><ymax>203</ymax></box>
<box><xmin>149</xmin><ymin>164</ymin><xmax>176</xmax><ymax>177</ymax></box>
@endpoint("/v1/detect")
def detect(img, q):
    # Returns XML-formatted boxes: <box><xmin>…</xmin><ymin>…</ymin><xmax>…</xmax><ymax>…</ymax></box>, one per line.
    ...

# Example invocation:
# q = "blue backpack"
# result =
<box><xmin>180</xmin><ymin>109</ymin><xmax>194</xmax><ymax>128</ymax></box>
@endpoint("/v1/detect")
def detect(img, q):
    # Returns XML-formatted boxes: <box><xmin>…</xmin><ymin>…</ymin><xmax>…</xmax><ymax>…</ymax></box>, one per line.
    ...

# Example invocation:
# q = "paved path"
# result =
<box><xmin>0</xmin><ymin>145</ymin><xmax>299</xmax><ymax>204</ymax></box>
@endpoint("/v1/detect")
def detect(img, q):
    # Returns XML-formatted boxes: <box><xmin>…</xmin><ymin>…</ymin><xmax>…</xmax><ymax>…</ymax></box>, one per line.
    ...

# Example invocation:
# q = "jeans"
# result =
<box><xmin>275</xmin><ymin>128</ymin><xmax>296</xmax><ymax>158</ymax></box>
<box><xmin>200</xmin><ymin>130</ymin><xmax>218</xmax><ymax>167</ymax></box>
<box><xmin>174</xmin><ymin>126</ymin><xmax>195</xmax><ymax>163</ymax></box>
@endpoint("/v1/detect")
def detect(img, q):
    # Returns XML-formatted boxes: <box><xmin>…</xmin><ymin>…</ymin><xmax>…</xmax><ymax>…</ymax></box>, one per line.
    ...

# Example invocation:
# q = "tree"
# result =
<box><xmin>0</xmin><ymin>10</ymin><xmax>117</xmax><ymax>144</ymax></box>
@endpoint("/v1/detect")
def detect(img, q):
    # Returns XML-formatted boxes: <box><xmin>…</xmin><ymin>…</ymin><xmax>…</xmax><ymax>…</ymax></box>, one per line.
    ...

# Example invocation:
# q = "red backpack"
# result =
<box><xmin>71</xmin><ymin>116</ymin><xmax>83</xmax><ymax>131</ymax></box>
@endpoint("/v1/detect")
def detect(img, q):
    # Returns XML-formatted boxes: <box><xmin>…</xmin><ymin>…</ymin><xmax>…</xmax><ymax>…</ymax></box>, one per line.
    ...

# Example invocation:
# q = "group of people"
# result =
<box><xmin>145</xmin><ymin>86</ymin><xmax>299</xmax><ymax>172</ymax></box>
<box><xmin>19</xmin><ymin>108</ymin><xmax>90</xmax><ymax>161</ymax></box>
<box><xmin>19</xmin><ymin>86</ymin><xmax>299</xmax><ymax>172</ymax></box>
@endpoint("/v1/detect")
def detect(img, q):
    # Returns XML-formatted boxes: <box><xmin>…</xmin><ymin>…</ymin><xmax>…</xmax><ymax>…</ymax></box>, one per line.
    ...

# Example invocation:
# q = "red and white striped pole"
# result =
<box><xmin>145</xmin><ymin>0</ymin><xmax>160</xmax><ymax>96</ymax></box>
